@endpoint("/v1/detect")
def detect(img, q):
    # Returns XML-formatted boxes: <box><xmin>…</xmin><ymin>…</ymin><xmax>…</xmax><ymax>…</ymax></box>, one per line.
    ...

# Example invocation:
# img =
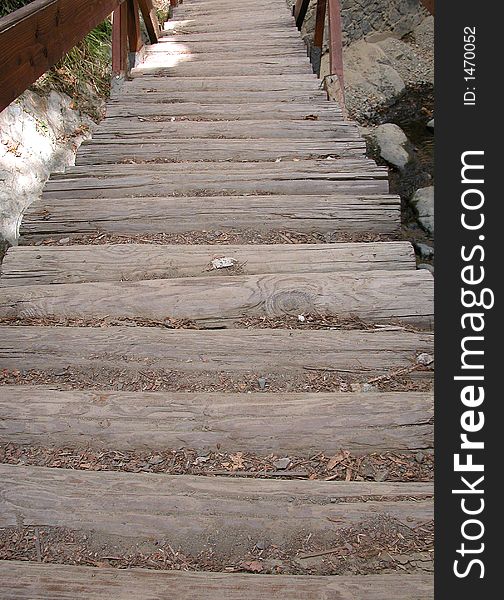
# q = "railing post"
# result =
<box><xmin>138</xmin><ymin>0</ymin><xmax>161</xmax><ymax>43</ymax></box>
<box><xmin>127</xmin><ymin>0</ymin><xmax>143</xmax><ymax>53</ymax></box>
<box><xmin>293</xmin><ymin>0</ymin><xmax>310</xmax><ymax>30</ymax></box>
<box><xmin>311</xmin><ymin>0</ymin><xmax>327</xmax><ymax>76</ymax></box>
<box><xmin>327</xmin><ymin>0</ymin><xmax>345</xmax><ymax>108</ymax></box>
<box><xmin>112</xmin><ymin>2</ymin><xmax>129</xmax><ymax>75</ymax></box>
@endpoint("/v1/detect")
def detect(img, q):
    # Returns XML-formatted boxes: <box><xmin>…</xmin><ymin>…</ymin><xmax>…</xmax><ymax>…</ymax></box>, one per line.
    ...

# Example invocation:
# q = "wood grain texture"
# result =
<box><xmin>120</xmin><ymin>73</ymin><xmax>323</xmax><ymax>92</ymax></box>
<box><xmin>0</xmin><ymin>562</ymin><xmax>435</xmax><ymax>600</ymax></box>
<box><xmin>0</xmin><ymin>465</ymin><xmax>433</xmax><ymax>558</ymax></box>
<box><xmin>76</xmin><ymin>139</ymin><xmax>366</xmax><ymax>165</ymax></box>
<box><xmin>0</xmin><ymin>242</ymin><xmax>416</xmax><ymax>286</ymax></box>
<box><xmin>0</xmin><ymin>270</ymin><xmax>434</xmax><ymax>327</ymax></box>
<box><xmin>104</xmin><ymin>100</ymin><xmax>341</xmax><ymax>120</ymax></box>
<box><xmin>21</xmin><ymin>194</ymin><xmax>400</xmax><ymax>238</ymax></box>
<box><xmin>108</xmin><ymin>90</ymin><xmax>329</xmax><ymax>104</ymax></box>
<box><xmin>0</xmin><ymin>386</ymin><xmax>434</xmax><ymax>453</ymax></box>
<box><xmin>0</xmin><ymin>326</ymin><xmax>434</xmax><ymax>379</ymax></box>
<box><xmin>93</xmin><ymin>119</ymin><xmax>360</xmax><ymax>140</ymax></box>
<box><xmin>36</xmin><ymin>161</ymin><xmax>389</xmax><ymax>201</ymax></box>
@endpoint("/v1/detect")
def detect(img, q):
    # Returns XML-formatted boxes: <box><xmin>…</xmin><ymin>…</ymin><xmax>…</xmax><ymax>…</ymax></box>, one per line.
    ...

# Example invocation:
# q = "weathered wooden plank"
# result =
<box><xmin>0</xmin><ymin>271</ymin><xmax>434</xmax><ymax>327</ymax></box>
<box><xmin>76</xmin><ymin>139</ymin><xmax>366</xmax><ymax>164</ymax></box>
<box><xmin>21</xmin><ymin>194</ymin><xmax>400</xmax><ymax>238</ymax></box>
<box><xmin>131</xmin><ymin>60</ymin><xmax>313</xmax><ymax>77</ymax></box>
<box><xmin>105</xmin><ymin>101</ymin><xmax>341</xmax><ymax>120</ymax></box>
<box><xmin>38</xmin><ymin>161</ymin><xmax>389</xmax><ymax>200</ymax></box>
<box><xmin>0</xmin><ymin>242</ymin><xmax>416</xmax><ymax>286</ymax></box>
<box><xmin>0</xmin><ymin>465</ymin><xmax>433</xmax><ymax>561</ymax></box>
<box><xmin>0</xmin><ymin>326</ymin><xmax>434</xmax><ymax>380</ymax></box>
<box><xmin>93</xmin><ymin>119</ymin><xmax>360</xmax><ymax>141</ymax></box>
<box><xmin>0</xmin><ymin>0</ymin><xmax>125</xmax><ymax>111</ymax></box>
<box><xmin>110</xmin><ymin>90</ymin><xmax>329</xmax><ymax>104</ymax></box>
<box><xmin>121</xmin><ymin>73</ymin><xmax>322</xmax><ymax>93</ymax></box>
<box><xmin>144</xmin><ymin>42</ymin><xmax>308</xmax><ymax>57</ymax></box>
<box><xmin>138</xmin><ymin>53</ymin><xmax>311</xmax><ymax>67</ymax></box>
<box><xmin>0</xmin><ymin>386</ymin><xmax>434</xmax><ymax>453</ymax></box>
<box><xmin>0</xmin><ymin>563</ymin><xmax>435</xmax><ymax>600</ymax></box>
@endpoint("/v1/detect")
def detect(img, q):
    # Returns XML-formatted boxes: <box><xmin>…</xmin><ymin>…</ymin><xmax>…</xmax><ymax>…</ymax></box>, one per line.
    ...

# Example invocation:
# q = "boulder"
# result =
<box><xmin>411</xmin><ymin>186</ymin><xmax>434</xmax><ymax>234</ymax></box>
<box><xmin>369</xmin><ymin>123</ymin><xmax>410</xmax><ymax>170</ymax></box>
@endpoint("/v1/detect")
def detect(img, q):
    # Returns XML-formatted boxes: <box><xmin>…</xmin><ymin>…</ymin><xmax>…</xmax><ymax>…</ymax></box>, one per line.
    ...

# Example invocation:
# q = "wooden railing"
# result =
<box><xmin>294</xmin><ymin>0</ymin><xmax>345</xmax><ymax>107</ymax></box>
<box><xmin>0</xmin><ymin>0</ymin><xmax>163</xmax><ymax>112</ymax></box>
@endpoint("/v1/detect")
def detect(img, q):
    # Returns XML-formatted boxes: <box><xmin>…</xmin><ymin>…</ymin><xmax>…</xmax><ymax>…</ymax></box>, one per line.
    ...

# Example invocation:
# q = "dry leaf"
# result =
<box><xmin>242</xmin><ymin>560</ymin><xmax>263</xmax><ymax>573</ymax></box>
<box><xmin>230</xmin><ymin>452</ymin><xmax>244</xmax><ymax>470</ymax></box>
<box><xmin>327</xmin><ymin>450</ymin><xmax>350</xmax><ymax>470</ymax></box>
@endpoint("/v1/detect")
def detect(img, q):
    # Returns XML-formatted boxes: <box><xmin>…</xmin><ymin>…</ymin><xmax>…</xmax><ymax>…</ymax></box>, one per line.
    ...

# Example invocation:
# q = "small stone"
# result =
<box><xmin>415</xmin><ymin>451</ymin><xmax>425</xmax><ymax>464</ymax></box>
<box><xmin>374</xmin><ymin>469</ymin><xmax>389</xmax><ymax>482</ymax></box>
<box><xmin>58</xmin><ymin>237</ymin><xmax>70</xmax><ymax>245</ymax></box>
<box><xmin>427</xmin><ymin>118</ymin><xmax>434</xmax><ymax>130</ymax></box>
<box><xmin>255</xmin><ymin>540</ymin><xmax>266</xmax><ymax>551</ymax></box>
<box><xmin>148</xmin><ymin>455</ymin><xmax>164</xmax><ymax>465</ymax></box>
<box><xmin>273</xmin><ymin>457</ymin><xmax>291</xmax><ymax>470</ymax></box>
<box><xmin>297</xmin><ymin>314</ymin><xmax>306</xmax><ymax>322</ymax></box>
<box><xmin>362</xmin><ymin>383</ymin><xmax>377</xmax><ymax>393</ymax></box>
<box><xmin>415</xmin><ymin>242</ymin><xmax>434</xmax><ymax>260</ymax></box>
<box><xmin>258</xmin><ymin>377</ymin><xmax>267</xmax><ymax>390</ymax></box>
<box><xmin>416</xmin><ymin>353</ymin><xmax>434</xmax><ymax>366</ymax></box>
<box><xmin>361</xmin><ymin>458</ymin><xmax>375</xmax><ymax>478</ymax></box>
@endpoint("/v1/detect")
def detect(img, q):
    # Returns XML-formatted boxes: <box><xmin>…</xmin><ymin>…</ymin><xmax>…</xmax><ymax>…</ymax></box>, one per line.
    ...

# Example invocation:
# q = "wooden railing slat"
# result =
<box><xmin>294</xmin><ymin>0</ymin><xmax>310</xmax><ymax>29</ymax></box>
<box><xmin>138</xmin><ymin>0</ymin><xmax>161</xmax><ymax>44</ymax></box>
<box><xmin>327</xmin><ymin>0</ymin><xmax>345</xmax><ymax>107</ymax></box>
<box><xmin>112</xmin><ymin>2</ymin><xmax>129</xmax><ymax>75</ymax></box>
<box><xmin>127</xmin><ymin>0</ymin><xmax>143</xmax><ymax>54</ymax></box>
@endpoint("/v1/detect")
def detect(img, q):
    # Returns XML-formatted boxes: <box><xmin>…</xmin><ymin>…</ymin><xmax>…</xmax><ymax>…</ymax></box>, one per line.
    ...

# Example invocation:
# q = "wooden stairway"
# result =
<box><xmin>0</xmin><ymin>0</ymin><xmax>434</xmax><ymax>597</ymax></box>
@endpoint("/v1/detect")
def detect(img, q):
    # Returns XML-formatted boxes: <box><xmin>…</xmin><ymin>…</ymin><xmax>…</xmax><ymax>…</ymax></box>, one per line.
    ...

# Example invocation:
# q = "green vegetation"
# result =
<box><xmin>0</xmin><ymin>0</ymin><xmax>34</xmax><ymax>17</ymax></box>
<box><xmin>33</xmin><ymin>20</ymin><xmax>113</xmax><ymax>120</ymax></box>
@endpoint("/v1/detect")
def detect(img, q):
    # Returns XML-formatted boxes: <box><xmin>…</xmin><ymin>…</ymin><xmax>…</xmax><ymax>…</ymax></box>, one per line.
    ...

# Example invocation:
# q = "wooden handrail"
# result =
<box><xmin>294</xmin><ymin>0</ymin><xmax>345</xmax><ymax>108</ymax></box>
<box><xmin>0</xmin><ymin>0</ymin><xmax>160</xmax><ymax>112</ymax></box>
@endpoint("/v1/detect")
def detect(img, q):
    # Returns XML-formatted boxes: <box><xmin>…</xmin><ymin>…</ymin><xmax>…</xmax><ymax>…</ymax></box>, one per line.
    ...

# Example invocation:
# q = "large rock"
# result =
<box><xmin>412</xmin><ymin>186</ymin><xmax>434</xmax><ymax>235</ymax></box>
<box><xmin>369</xmin><ymin>123</ymin><xmax>410</xmax><ymax>170</ymax></box>
<box><xmin>0</xmin><ymin>90</ymin><xmax>96</xmax><ymax>244</ymax></box>
<box><xmin>324</xmin><ymin>40</ymin><xmax>405</xmax><ymax>120</ymax></box>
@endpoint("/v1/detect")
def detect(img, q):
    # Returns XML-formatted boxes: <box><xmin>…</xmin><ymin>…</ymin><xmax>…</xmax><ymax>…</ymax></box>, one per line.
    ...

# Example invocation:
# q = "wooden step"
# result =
<box><xmin>0</xmin><ymin>242</ymin><xmax>416</xmax><ymax>286</ymax></box>
<box><xmin>75</xmin><ymin>139</ymin><xmax>366</xmax><ymax>165</ymax></box>
<box><xmin>20</xmin><ymin>195</ymin><xmax>400</xmax><ymax>240</ymax></box>
<box><xmin>144</xmin><ymin>41</ymin><xmax>308</xmax><ymax>57</ymax></box>
<box><xmin>0</xmin><ymin>465</ymin><xmax>434</xmax><ymax>568</ymax></box>
<box><xmin>111</xmin><ymin>90</ymin><xmax>329</xmax><ymax>105</ymax></box>
<box><xmin>131</xmin><ymin>61</ymin><xmax>312</xmax><ymax>78</ymax></box>
<box><xmin>0</xmin><ymin>327</ymin><xmax>434</xmax><ymax>387</ymax></box>
<box><xmin>159</xmin><ymin>30</ymin><xmax>301</xmax><ymax>42</ymax></box>
<box><xmin>120</xmin><ymin>74</ymin><xmax>323</xmax><ymax>93</ymax></box>
<box><xmin>39</xmin><ymin>162</ymin><xmax>389</xmax><ymax>200</ymax></box>
<box><xmin>0</xmin><ymin>270</ymin><xmax>434</xmax><ymax>328</ymax></box>
<box><xmin>0</xmin><ymin>386</ymin><xmax>433</xmax><ymax>453</ymax></box>
<box><xmin>93</xmin><ymin>119</ymin><xmax>360</xmax><ymax>141</ymax></box>
<box><xmin>0</xmin><ymin>562</ymin><xmax>435</xmax><ymax>600</ymax></box>
<box><xmin>104</xmin><ymin>101</ymin><xmax>340</xmax><ymax>121</ymax></box>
